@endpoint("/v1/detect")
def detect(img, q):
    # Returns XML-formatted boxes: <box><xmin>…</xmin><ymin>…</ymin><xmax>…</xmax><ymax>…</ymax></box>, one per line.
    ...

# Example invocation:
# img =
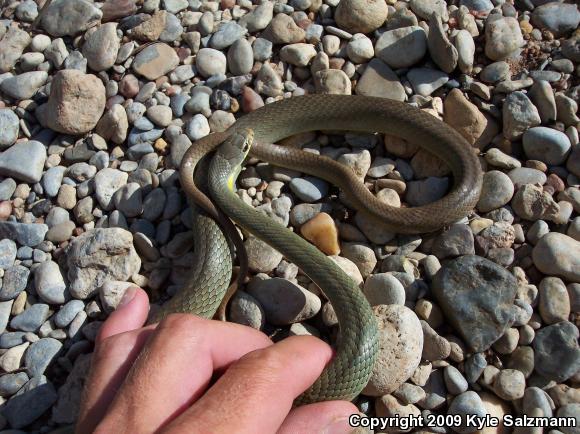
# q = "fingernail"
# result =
<box><xmin>321</xmin><ymin>417</ymin><xmax>353</xmax><ymax>434</ymax></box>
<box><xmin>117</xmin><ymin>286</ymin><xmax>138</xmax><ymax>309</ymax></box>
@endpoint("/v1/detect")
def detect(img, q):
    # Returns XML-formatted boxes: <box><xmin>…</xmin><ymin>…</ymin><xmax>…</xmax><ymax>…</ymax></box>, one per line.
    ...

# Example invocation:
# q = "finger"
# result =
<box><xmin>95</xmin><ymin>286</ymin><xmax>150</xmax><ymax>347</ymax></box>
<box><xmin>278</xmin><ymin>401</ymin><xmax>358</xmax><ymax>434</ymax></box>
<box><xmin>94</xmin><ymin>314</ymin><xmax>272</xmax><ymax>433</ymax></box>
<box><xmin>163</xmin><ymin>336</ymin><xmax>334</xmax><ymax>434</ymax></box>
<box><xmin>77</xmin><ymin>287</ymin><xmax>152</xmax><ymax>433</ymax></box>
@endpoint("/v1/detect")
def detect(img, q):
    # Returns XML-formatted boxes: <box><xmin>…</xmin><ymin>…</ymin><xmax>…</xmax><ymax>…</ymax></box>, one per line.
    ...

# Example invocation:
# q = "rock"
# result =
<box><xmin>245</xmin><ymin>236</ymin><xmax>283</xmax><ymax>273</ymax></box>
<box><xmin>410</xmin><ymin>0</ymin><xmax>448</xmax><ymax>20</ymax></box>
<box><xmin>523</xmin><ymin>127</ymin><xmax>571</xmax><ymax>166</ymax></box>
<box><xmin>444</xmin><ymin>88</ymin><xmax>498</xmax><ymax>148</ymax></box>
<box><xmin>0</xmin><ymin>239</ymin><xmax>17</xmax><ymax>269</ymax></box>
<box><xmin>355</xmin><ymin>58</ymin><xmax>406</xmax><ymax>101</ymax></box>
<box><xmin>210</xmin><ymin>21</ymin><xmax>247</xmax><ymax>50</ymax></box>
<box><xmin>2</xmin><ymin>375</ymin><xmax>57</xmax><ymax>429</ymax></box>
<box><xmin>66</xmin><ymin>228</ymin><xmax>141</xmax><ymax>299</ymax></box>
<box><xmin>0</xmin><ymin>265</ymin><xmax>29</xmax><ymax>301</ymax></box>
<box><xmin>405</xmin><ymin>177</ymin><xmax>449</xmax><ymax>206</ymax></box>
<box><xmin>35</xmin><ymin>261</ymin><xmax>68</xmax><ymax>305</ymax></box>
<box><xmin>10</xmin><ymin>304</ymin><xmax>50</xmax><ymax>332</ymax></box>
<box><xmin>82</xmin><ymin>23</ymin><xmax>120</xmax><ymax>72</ymax></box>
<box><xmin>314</xmin><ymin>69</ymin><xmax>352</xmax><ymax>95</ymax></box>
<box><xmin>502</xmin><ymin>91</ymin><xmax>541</xmax><ymax>140</ymax></box>
<box><xmin>444</xmin><ymin>365</ymin><xmax>468</xmax><ymax>395</ymax></box>
<box><xmin>99</xmin><ymin>281</ymin><xmax>133</xmax><ymax>313</ymax></box>
<box><xmin>342</xmin><ymin>243</ymin><xmax>377</xmax><ymax>279</ymax></box>
<box><xmin>428</xmin><ymin>14</ymin><xmax>458</xmax><ymax>73</ymax></box>
<box><xmin>407</xmin><ymin>67</ymin><xmax>449</xmax><ymax>96</ymax></box>
<box><xmin>508</xmin><ymin>167</ymin><xmax>545</xmax><ymax>186</ymax></box>
<box><xmin>557</xmin><ymin>404</ymin><xmax>580</xmax><ymax>434</ymax></box>
<box><xmin>227</xmin><ymin>39</ymin><xmax>253</xmax><ymax>75</ymax></box>
<box><xmin>447</xmin><ymin>391</ymin><xmax>488</xmax><ymax>433</ymax></box>
<box><xmin>229</xmin><ymin>291</ymin><xmax>265</xmax><ymax>330</ymax></box>
<box><xmin>247</xmin><ymin>277</ymin><xmax>320</xmax><ymax>325</ymax></box>
<box><xmin>531</xmin><ymin>3</ymin><xmax>580</xmax><ymax>37</ymax></box>
<box><xmin>132</xmin><ymin>10</ymin><xmax>166</xmax><ymax>41</ymax></box>
<box><xmin>280</xmin><ymin>43</ymin><xmax>317</xmax><ymax>67</ymax></box>
<box><xmin>421</xmin><ymin>320</ymin><xmax>451</xmax><ymax>361</ymax></box>
<box><xmin>289</xmin><ymin>177</ymin><xmax>328</xmax><ymax>202</ymax></box>
<box><xmin>0</xmin><ymin>27</ymin><xmax>31</xmax><ymax>73</ymax></box>
<box><xmin>512</xmin><ymin>184</ymin><xmax>559</xmax><ymax>222</ymax></box>
<box><xmin>538</xmin><ymin>277</ymin><xmax>570</xmax><ymax>325</ymax></box>
<box><xmin>101</xmin><ymin>0</ymin><xmax>137</xmax><ymax>22</ymax></box>
<box><xmin>432</xmin><ymin>255</ymin><xmax>517</xmax><ymax>352</ymax></box>
<box><xmin>0</xmin><ymin>140</ymin><xmax>46</xmax><ymax>183</ymax></box>
<box><xmin>533</xmin><ymin>233</ymin><xmax>580</xmax><ymax>283</ymax></box>
<box><xmin>300</xmin><ymin>212</ymin><xmax>340</xmax><ymax>255</ymax></box>
<box><xmin>254</xmin><ymin>62</ymin><xmax>283</xmax><ymax>96</ymax></box>
<box><xmin>96</xmin><ymin>104</ymin><xmax>129</xmax><ymax>145</ymax></box>
<box><xmin>94</xmin><ymin>168</ymin><xmax>128</xmax><ymax>211</ymax></box>
<box><xmin>346</xmin><ymin>34</ymin><xmax>374</xmax><ymax>64</ymax></box>
<box><xmin>480</xmin><ymin>61</ymin><xmax>511</xmax><ymax>84</ymax></box>
<box><xmin>0</xmin><ymin>222</ymin><xmax>48</xmax><ymax>247</ymax></box>
<box><xmin>113</xmin><ymin>182</ymin><xmax>143</xmax><ymax>218</ymax></box>
<box><xmin>0</xmin><ymin>109</ymin><xmax>19</xmax><ymax>149</ymax></box>
<box><xmin>37</xmin><ymin>70</ymin><xmax>106</xmax><ymax>135</ymax></box>
<box><xmin>432</xmin><ymin>224</ymin><xmax>475</xmax><ymax>259</ymax></box>
<box><xmin>52</xmin><ymin>353</ymin><xmax>91</xmax><ymax>424</ymax></box>
<box><xmin>374</xmin><ymin>26</ymin><xmax>427</xmax><ymax>69</ymax></box>
<box><xmin>54</xmin><ymin>300</ymin><xmax>85</xmax><ymax>327</ymax></box>
<box><xmin>0</xmin><ymin>71</ymin><xmax>48</xmax><ymax>100</ymax></box>
<box><xmin>533</xmin><ymin>321</ymin><xmax>580</xmax><ymax>382</ymax></box>
<box><xmin>484</xmin><ymin>17</ymin><xmax>524</xmax><ymax>61</ymax></box>
<box><xmin>196</xmin><ymin>48</ymin><xmax>227</xmax><ymax>77</ymax></box>
<box><xmin>262</xmin><ymin>13</ymin><xmax>305</xmax><ymax>44</ymax></box>
<box><xmin>132</xmin><ymin>43</ymin><xmax>179</xmax><ymax>80</ymax></box>
<box><xmin>477</xmin><ymin>171</ymin><xmax>514</xmax><ymax>212</ymax></box>
<box><xmin>40</xmin><ymin>0</ymin><xmax>102</xmax><ymax>36</ymax></box>
<box><xmin>363</xmin><ymin>304</ymin><xmax>423</xmax><ymax>396</ymax></box>
<box><xmin>334</xmin><ymin>0</ymin><xmax>388</xmax><ymax>33</ymax></box>
<box><xmin>0</xmin><ymin>372</ymin><xmax>28</xmax><ymax>396</ymax></box>
<box><xmin>239</xmin><ymin>1</ymin><xmax>273</xmax><ymax>33</ymax></box>
<box><xmin>24</xmin><ymin>338</ymin><xmax>62</xmax><ymax>377</ymax></box>
<box><xmin>363</xmin><ymin>273</ymin><xmax>406</xmax><ymax>306</ymax></box>
<box><xmin>455</xmin><ymin>29</ymin><xmax>475</xmax><ymax>74</ymax></box>
<box><xmin>528</xmin><ymin>80</ymin><xmax>557</xmax><ymax>124</ymax></box>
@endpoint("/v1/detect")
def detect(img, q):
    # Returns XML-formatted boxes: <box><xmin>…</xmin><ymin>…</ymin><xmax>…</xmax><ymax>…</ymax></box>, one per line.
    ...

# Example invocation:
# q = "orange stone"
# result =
<box><xmin>300</xmin><ymin>212</ymin><xmax>340</xmax><ymax>255</ymax></box>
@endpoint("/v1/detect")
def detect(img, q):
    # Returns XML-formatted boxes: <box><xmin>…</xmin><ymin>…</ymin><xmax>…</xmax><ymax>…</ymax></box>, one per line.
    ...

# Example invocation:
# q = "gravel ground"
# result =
<box><xmin>0</xmin><ymin>0</ymin><xmax>579</xmax><ymax>432</ymax></box>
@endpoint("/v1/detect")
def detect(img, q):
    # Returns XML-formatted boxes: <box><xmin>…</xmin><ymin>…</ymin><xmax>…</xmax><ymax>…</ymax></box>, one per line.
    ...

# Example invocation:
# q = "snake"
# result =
<box><xmin>157</xmin><ymin>94</ymin><xmax>482</xmax><ymax>403</ymax></box>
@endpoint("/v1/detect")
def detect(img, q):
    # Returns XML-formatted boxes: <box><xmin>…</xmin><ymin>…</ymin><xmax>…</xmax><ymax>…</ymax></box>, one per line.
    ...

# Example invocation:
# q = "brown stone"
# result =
<box><xmin>36</xmin><ymin>70</ymin><xmax>106</xmax><ymax>135</ymax></box>
<box><xmin>300</xmin><ymin>212</ymin><xmax>341</xmax><ymax>255</ymax></box>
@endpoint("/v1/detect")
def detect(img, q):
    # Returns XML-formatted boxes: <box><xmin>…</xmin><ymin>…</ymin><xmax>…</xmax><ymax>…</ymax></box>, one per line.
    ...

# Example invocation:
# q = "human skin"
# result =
<box><xmin>76</xmin><ymin>287</ymin><xmax>357</xmax><ymax>434</ymax></box>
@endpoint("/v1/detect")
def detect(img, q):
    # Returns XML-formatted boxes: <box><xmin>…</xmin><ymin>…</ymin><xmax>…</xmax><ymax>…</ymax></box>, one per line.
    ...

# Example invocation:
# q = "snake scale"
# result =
<box><xmin>156</xmin><ymin>95</ymin><xmax>483</xmax><ymax>403</ymax></box>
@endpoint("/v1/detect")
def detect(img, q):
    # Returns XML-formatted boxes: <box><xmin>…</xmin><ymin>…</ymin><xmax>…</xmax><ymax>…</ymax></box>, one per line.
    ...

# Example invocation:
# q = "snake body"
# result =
<box><xmin>163</xmin><ymin>95</ymin><xmax>482</xmax><ymax>402</ymax></box>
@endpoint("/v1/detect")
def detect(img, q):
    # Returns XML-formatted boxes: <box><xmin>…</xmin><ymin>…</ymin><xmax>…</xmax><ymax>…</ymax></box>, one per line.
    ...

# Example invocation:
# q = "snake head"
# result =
<box><xmin>218</xmin><ymin>128</ymin><xmax>254</xmax><ymax>191</ymax></box>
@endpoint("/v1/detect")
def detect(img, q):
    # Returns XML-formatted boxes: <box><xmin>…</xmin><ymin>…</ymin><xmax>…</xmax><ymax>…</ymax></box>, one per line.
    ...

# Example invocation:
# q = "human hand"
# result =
<box><xmin>76</xmin><ymin>287</ymin><xmax>357</xmax><ymax>434</ymax></box>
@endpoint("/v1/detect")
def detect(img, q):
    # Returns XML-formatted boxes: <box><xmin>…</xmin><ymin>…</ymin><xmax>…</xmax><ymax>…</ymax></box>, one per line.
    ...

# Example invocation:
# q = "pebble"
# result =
<box><xmin>477</xmin><ymin>171</ymin><xmax>514</xmax><ymax>212</ymax></box>
<box><xmin>83</xmin><ymin>23</ymin><xmax>120</xmax><ymax>72</ymax></box>
<box><xmin>0</xmin><ymin>222</ymin><xmax>48</xmax><ymax>247</ymax></box>
<box><xmin>374</xmin><ymin>26</ymin><xmax>427</xmax><ymax>69</ymax></box>
<box><xmin>405</xmin><ymin>177</ymin><xmax>449</xmax><ymax>206</ymax></box>
<box><xmin>10</xmin><ymin>304</ymin><xmax>50</xmax><ymax>332</ymax></box>
<box><xmin>300</xmin><ymin>212</ymin><xmax>340</xmax><ymax>255</ymax></box>
<box><xmin>262</xmin><ymin>13</ymin><xmax>305</xmax><ymax>44</ymax></box>
<box><xmin>289</xmin><ymin>177</ymin><xmax>329</xmax><ymax>202</ymax></box>
<box><xmin>35</xmin><ymin>261</ymin><xmax>68</xmax><ymax>305</ymax></box>
<box><xmin>484</xmin><ymin>17</ymin><xmax>524</xmax><ymax>61</ymax></box>
<box><xmin>363</xmin><ymin>273</ymin><xmax>406</xmax><ymax>306</ymax></box>
<box><xmin>334</xmin><ymin>0</ymin><xmax>388</xmax><ymax>34</ymax></box>
<box><xmin>0</xmin><ymin>265</ymin><xmax>29</xmax><ymax>301</ymax></box>
<box><xmin>196</xmin><ymin>48</ymin><xmax>227</xmax><ymax>77</ymax></box>
<box><xmin>132</xmin><ymin>43</ymin><xmax>179</xmax><ymax>80</ymax></box>
<box><xmin>480</xmin><ymin>61</ymin><xmax>511</xmax><ymax>83</ymax></box>
<box><xmin>0</xmin><ymin>239</ymin><xmax>17</xmax><ymax>269</ymax></box>
<box><xmin>508</xmin><ymin>167</ymin><xmax>546</xmax><ymax>186</ymax></box>
<box><xmin>447</xmin><ymin>391</ymin><xmax>487</xmax><ymax>434</ymax></box>
<box><xmin>247</xmin><ymin>277</ymin><xmax>321</xmax><ymax>325</ymax></box>
<box><xmin>54</xmin><ymin>300</ymin><xmax>85</xmax><ymax>328</ymax></box>
<box><xmin>428</xmin><ymin>14</ymin><xmax>458</xmax><ymax>74</ymax></box>
<box><xmin>523</xmin><ymin>127</ymin><xmax>571</xmax><ymax>166</ymax></box>
<box><xmin>433</xmin><ymin>224</ymin><xmax>475</xmax><ymax>259</ymax></box>
<box><xmin>533</xmin><ymin>233</ymin><xmax>580</xmax><ymax>283</ymax></box>
<box><xmin>24</xmin><ymin>338</ymin><xmax>63</xmax><ymax>377</ymax></box>
<box><xmin>444</xmin><ymin>365</ymin><xmax>468</xmax><ymax>395</ymax></box>
<box><xmin>0</xmin><ymin>27</ymin><xmax>31</xmax><ymax>73</ymax></box>
<box><xmin>0</xmin><ymin>71</ymin><xmax>48</xmax><ymax>101</ymax></box>
<box><xmin>533</xmin><ymin>321</ymin><xmax>580</xmax><ymax>382</ymax></box>
<box><xmin>502</xmin><ymin>91</ymin><xmax>541</xmax><ymax>140</ymax></box>
<box><xmin>432</xmin><ymin>255</ymin><xmax>517</xmax><ymax>352</ymax></box>
<box><xmin>66</xmin><ymin>228</ymin><xmax>141</xmax><ymax>299</ymax></box>
<box><xmin>528</xmin><ymin>80</ymin><xmax>557</xmax><ymax>124</ymax></box>
<box><xmin>0</xmin><ymin>140</ymin><xmax>46</xmax><ymax>184</ymax></box>
<box><xmin>245</xmin><ymin>236</ymin><xmax>283</xmax><ymax>273</ymax></box>
<box><xmin>363</xmin><ymin>304</ymin><xmax>423</xmax><ymax>396</ymax></box>
<box><xmin>37</xmin><ymin>70</ymin><xmax>106</xmax><ymax>135</ymax></box>
<box><xmin>355</xmin><ymin>58</ymin><xmax>406</xmax><ymax>101</ymax></box>
<box><xmin>3</xmin><ymin>375</ymin><xmax>57</xmax><ymax>429</ymax></box>
<box><xmin>407</xmin><ymin>68</ymin><xmax>449</xmax><ymax>96</ymax></box>
<box><xmin>531</xmin><ymin>3</ymin><xmax>580</xmax><ymax>38</ymax></box>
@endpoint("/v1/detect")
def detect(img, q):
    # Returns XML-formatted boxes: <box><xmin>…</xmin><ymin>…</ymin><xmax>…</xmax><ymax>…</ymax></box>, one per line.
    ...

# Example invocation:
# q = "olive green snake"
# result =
<box><xmin>153</xmin><ymin>95</ymin><xmax>483</xmax><ymax>404</ymax></box>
